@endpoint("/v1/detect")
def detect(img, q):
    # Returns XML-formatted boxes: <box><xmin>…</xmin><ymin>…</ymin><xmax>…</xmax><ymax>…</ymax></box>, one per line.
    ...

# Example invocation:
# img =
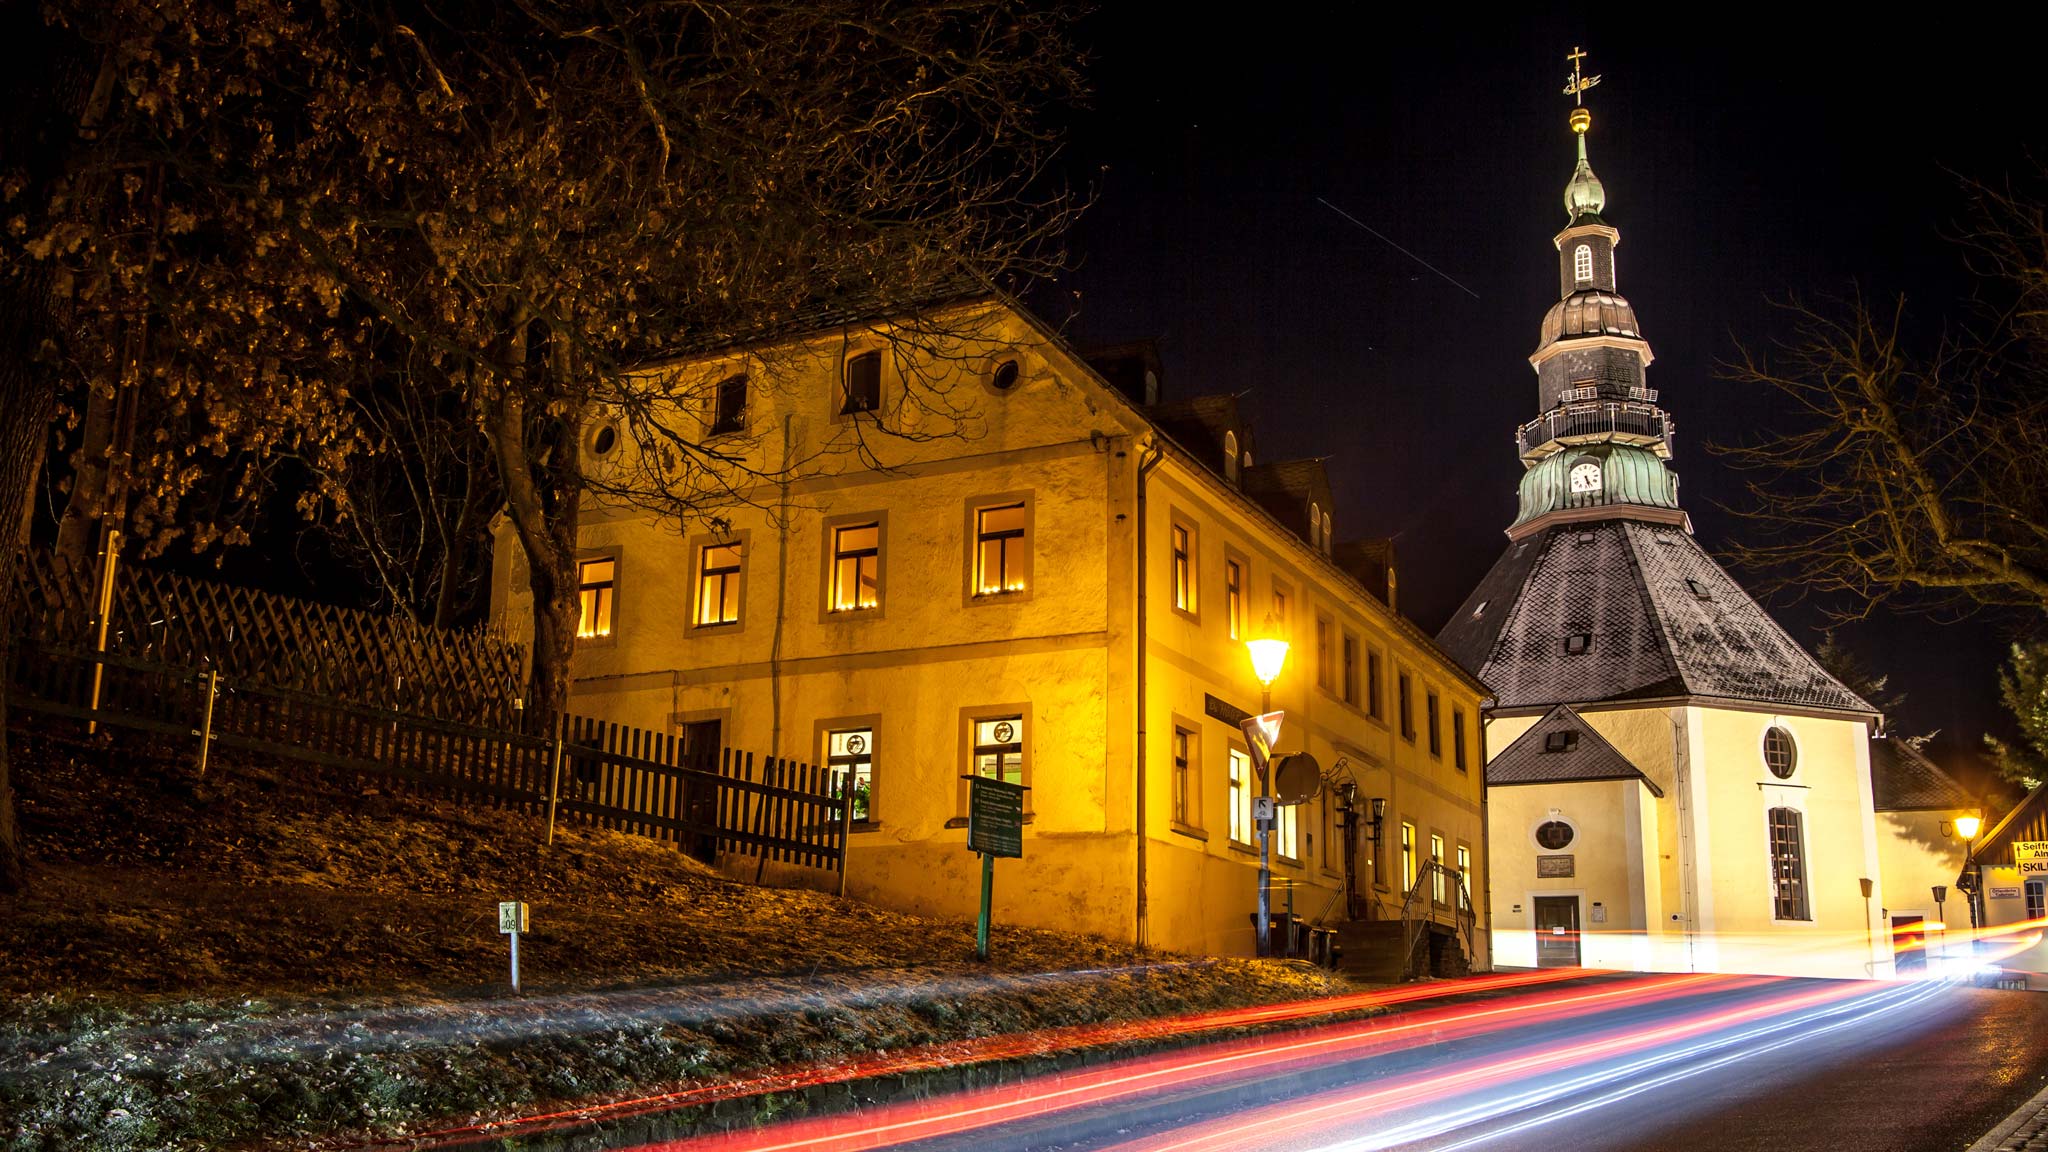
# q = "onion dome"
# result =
<box><xmin>1539</xmin><ymin>290</ymin><xmax>1641</xmax><ymax>349</ymax></box>
<box><xmin>1564</xmin><ymin>109</ymin><xmax>1605</xmax><ymax>221</ymax></box>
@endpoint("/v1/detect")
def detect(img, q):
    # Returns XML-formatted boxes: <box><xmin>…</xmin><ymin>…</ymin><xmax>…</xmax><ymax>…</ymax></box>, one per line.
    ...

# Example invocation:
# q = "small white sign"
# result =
<box><xmin>1253</xmin><ymin>797</ymin><xmax>1276</xmax><ymax>821</ymax></box>
<box><xmin>1990</xmin><ymin>886</ymin><xmax>2023</xmax><ymax>900</ymax></box>
<box><xmin>499</xmin><ymin>901</ymin><xmax>528</xmax><ymax>934</ymax></box>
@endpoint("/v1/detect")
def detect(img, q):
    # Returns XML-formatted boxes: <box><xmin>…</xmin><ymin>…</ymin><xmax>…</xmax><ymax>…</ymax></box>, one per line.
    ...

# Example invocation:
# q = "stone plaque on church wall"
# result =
<box><xmin>1537</xmin><ymin>854</ymin><xmax>1575</xmax><ymax>878</ymax></box>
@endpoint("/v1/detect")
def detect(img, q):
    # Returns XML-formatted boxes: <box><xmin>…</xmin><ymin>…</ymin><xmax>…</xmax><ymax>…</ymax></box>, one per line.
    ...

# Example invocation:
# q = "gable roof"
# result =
<box><xmin>1439</xmin><ymin>518</ymin><xmax>1872</xmax><ymax>716</ymax></box>
<box><xmin>1487</xmin><ymin>704</ymin><xmax>1665</xmax><ymax>795</ymax></box>
<box><xmin>1870</xmin><ymin>738</ymin><xmax>1972</xmax><ymax>812</ymax></box>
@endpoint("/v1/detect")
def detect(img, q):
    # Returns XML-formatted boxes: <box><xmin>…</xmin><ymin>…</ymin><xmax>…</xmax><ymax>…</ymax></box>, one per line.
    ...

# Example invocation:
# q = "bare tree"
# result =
<box><xmin>1717</xmin><ymin>180</ymin><xmax>2048</xmax><ymax>620</ymax></box>
<box><xmin>12</xmin><ymin>0</ymin><xmax>1084</xmax><ymax>734</ymax></box>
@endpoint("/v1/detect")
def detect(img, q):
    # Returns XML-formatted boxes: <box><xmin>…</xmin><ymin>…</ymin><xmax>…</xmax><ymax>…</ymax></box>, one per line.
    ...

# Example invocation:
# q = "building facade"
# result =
<box><xmin>490</xmin><ymin>298</ymin><xmax>1490</xmax><ymax>963</ymax></box>
<box><xmin>1438</xmin><ymin>75</ymin><xmax>1894</xmax><ymax>980</ymax></box>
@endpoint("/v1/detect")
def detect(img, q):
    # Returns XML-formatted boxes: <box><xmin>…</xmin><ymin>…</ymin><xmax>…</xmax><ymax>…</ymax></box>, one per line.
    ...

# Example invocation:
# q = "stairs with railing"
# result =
<box><xmin>1331</xmin><ymin>861</ymin><xmax>1477</xmax><ymax>982</ymax></box>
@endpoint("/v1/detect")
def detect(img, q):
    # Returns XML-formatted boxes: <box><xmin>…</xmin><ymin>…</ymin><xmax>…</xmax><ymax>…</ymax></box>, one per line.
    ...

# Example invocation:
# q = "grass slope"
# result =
<box><xmin>0</xmin><ymin>729</ymin><xmax>1348</xmax><ymax>1150</ymax></box>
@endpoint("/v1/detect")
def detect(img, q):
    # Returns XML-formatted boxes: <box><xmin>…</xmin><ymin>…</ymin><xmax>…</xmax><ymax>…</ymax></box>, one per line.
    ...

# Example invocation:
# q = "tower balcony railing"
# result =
<box><xmin>1517</xmin><ymin>400</ymin><xmax>1672</xmax><ymax>460</ymax></box>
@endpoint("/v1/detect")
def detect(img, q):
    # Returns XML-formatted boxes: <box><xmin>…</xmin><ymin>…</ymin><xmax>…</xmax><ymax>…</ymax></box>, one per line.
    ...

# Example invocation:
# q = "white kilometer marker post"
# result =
<box><xmin>499</xmin><ymin>901</ymin><xmax>529</xmax><ymax>993</ymax></box>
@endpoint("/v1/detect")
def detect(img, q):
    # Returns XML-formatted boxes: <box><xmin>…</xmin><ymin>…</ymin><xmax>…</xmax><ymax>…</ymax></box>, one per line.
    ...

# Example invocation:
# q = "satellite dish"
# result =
<box><xmin>1272</xmin><ymin>753</ymin><xmax>1322</xmax><ymax>806</ymax></box>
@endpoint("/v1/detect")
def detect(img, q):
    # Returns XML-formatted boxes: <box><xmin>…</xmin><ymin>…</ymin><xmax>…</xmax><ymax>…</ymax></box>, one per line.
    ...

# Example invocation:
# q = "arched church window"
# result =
<box><xmin>1573</xmin><ymin>243</ymin><xmax>1593</xmax><ymax>284</ymax></box>
<box><xmin>1224</xmin><ymin>431</ymin><xmax>1239</xmax><ymax>482</ymax></box>
<box><xmin>1322</xmin><ymin>511</ymin><xmax>1333</xmax><ymax>552</ymax></box>
<box><xmin>1763</xmin><ymin>727</ymin><xmax>1798</xmax><ymax>779</ymax></box>
<box><xmin>1309</xmin><ymin>502</ymin><xmax>1321</xmax><ymax>547</ymax></box>
<box><xmin>1535</xmin><ymin>820</ymin><xmax>1575</xmax><ymax>851</ymax></box>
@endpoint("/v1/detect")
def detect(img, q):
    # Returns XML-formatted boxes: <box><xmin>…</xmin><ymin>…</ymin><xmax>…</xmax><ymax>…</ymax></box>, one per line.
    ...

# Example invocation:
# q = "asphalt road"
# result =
<box><xmin>671</xmin><ymin>973</ymin><xmax>2048</xmax><ymax>1152</ymax></box>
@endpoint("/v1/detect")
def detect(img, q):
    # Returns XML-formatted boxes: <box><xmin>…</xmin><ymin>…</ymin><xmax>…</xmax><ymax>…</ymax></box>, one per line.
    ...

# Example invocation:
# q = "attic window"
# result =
<box><xmin>1544</xmin><ymin>730</ymin><xmax>1580</xmax><ymax>754</ymax></box>
<box><xmin>1309</xmin><ymin>502</ymin><xmax>1321</xmax><ymax>548</ymax></box>
<box><xmin>1575</xmin><ymin>531</ymin><xmax>1596</xmax><ymax>544</ymax></box>
<box><xmin>1224</xmin><ymin>431</ymin><xmax>1240</xmax><ymax>482</ymax></box>
<box><xmin>989</xmin><ymin>359</ymin><xmax>1020</xmax><ymax>392</ymax></box>
<box><xmin>1565</xmin><ymin>632</ymin><xmax>1593</xmax><ymax>655</ymax></box>
<box><xmin>1322</xmin><ymin>511</ymin><xmax>1333</xmax><ymax>553</ymax></box>
<box><xmin>1471</xmin><ymin>599</ymin><xmax>1489</xmax><ymax>619</ymax></box>
<box><xmin>1685</xmin><ymin>578</ymin><xmax>1711</xmax><ymax>600</ymax></box>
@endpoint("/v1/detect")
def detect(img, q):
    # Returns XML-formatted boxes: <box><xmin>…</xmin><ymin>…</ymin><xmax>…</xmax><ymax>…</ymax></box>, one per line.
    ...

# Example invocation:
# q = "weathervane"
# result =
<box><xmin>1563</xmin><ymin>46</ymin><xmax>1601</xmax><ymax>107</ymax></box>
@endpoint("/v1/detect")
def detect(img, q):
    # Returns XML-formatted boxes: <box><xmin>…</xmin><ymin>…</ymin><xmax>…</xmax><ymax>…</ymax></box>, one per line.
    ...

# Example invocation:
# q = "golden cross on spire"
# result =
<box><xmin>1563</xmin><ymin>45</ymin><xmax>1601</xmax><ymax>107</ymax></box>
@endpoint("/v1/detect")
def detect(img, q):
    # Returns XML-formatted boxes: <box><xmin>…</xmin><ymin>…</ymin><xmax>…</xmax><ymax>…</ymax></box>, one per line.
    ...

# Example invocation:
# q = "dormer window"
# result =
<box><xmin>1322</xmin><ymin>511</ymin><xmax>1333</xmax><ymax>553</ymax></box>
<box><xmin>1573</xmin><ymin>243</ymin><xmax>1593</xmax><ymax>284</ymax></box>
<box><xmin>1685</xmin><ymin>577</ymin><xmax>1712</xmax><ymax>600</ymax></box>
<box><xmin>1224</xmin><ymin>431</ymin><xmax>1239</xmax><ymax>483</ymax></box>
<box><xmin>1309</xmin><ymin>502</ymin><xmax>1321</xmax><ymax>548</ymax></box>
<box><xmin>1544</xmin><ymin>730</ymin><xmax>1580</xmax><ymax>754</ymax></box>
<box><xmin>1565</xmin><ymin>632</ymin><xmax>1592</xmax><ymax>655</ymax></box>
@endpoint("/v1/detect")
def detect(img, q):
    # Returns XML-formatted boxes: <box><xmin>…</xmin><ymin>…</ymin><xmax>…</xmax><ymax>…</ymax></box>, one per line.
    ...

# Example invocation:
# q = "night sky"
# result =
<box><xmin>1041</xmin><ymin>11</ymin><xmax>2048</xmax><ymax>767</ymax></box>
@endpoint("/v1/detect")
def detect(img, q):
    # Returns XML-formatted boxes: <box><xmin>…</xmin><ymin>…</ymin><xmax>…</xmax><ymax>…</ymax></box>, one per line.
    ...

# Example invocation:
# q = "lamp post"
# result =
<box><xmin>1246</xmin><ymin>624</ymin><xmax>1289</xmax><ymax>958</ymax></box>
<box><xmin>1954</xmin><ymin>813</ymin><xmax>1982</xmax><ymax>958</ymax></box>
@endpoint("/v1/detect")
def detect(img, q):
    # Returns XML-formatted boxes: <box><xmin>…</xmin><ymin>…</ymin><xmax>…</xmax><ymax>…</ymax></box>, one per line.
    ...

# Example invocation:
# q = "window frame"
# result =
<box><xmin>964</xmin><ymin>492</ymin><xmax>1035</xmax><ymax>603</ymax></box>
<box><xmin>1430</xmin><ymin>832</ymin><xmax>1447</xmax><ymax>905</ymax></box>
<box><xmin>1574</xmin><ymin>242</ymin><xmax>1593</xmax><ymax>284</ymax></box>
<box><xmin>707</xmin><ymin>372</ymin><xmax>748</xmax><ymax>436</ymax></box>
<box><xmin>1271</xmin><ymin>579</ymin><xmax>1292</xmax><ymax>642</ymax></box>
<box><xmin>685</xmin><ymin>530</ymin><xmax>751</xmax><ymax>635</ymax></box>
<box><xmin>1767</xmin><ymin>806</ymin><xmax>1811</xmax><ymax>922</ymax></box>
<box><xmin>1763</xmin><ymin>725</ymin><xmax>1799</xmax><ymax>780</ymax></box>
<box><xmin>821</xmin><ymin>512</ymin><xmax>888</xmax><ymax>620</ymax></box>
<box><xmin>1169</xmin><ymin>512</ymin><xmax>1199</xmax><ymax>619</ymax></box>
<box><xmin>818</xmin><ymin>714</ymin><xmax>883</xmax><ymax>828</ymax></box>
<box><xmin>1224</xmin><ymin>551</ymin><xmax>1247</xmax><ymax>641</ymax></box>
<box><xmin>1315</xmin><ymin>613</ymin><xmax>1334</xmax><ymax>692</ymax></box>
<box><xmin>1341</xmin><ymin>631</ymin><xmax>1359</xmax><ymax>707</ymax></box>
<box><xmin>1456</xmin><ymin>842</ymin><xmax>1472</xmax><ymax>911</ymax></box>
<box><xmin>1453</xmin><ymin>707</ymin><xmax>1468</xmax><ymax>771</ymax></box>
<box><xmin>1426</xmin><ymin>689</ymin><xmax>1442</xmax><ymax>758</ymax></box>
<box><xmin>1171</xmin><ymin>723</ymin><xmax>1201</xmax><ymax>834</ymax></box>
<box><xmin>1401</xmin><ymin>820</ymin><xmax>1417</xmax><ymax>894</ymax></box>
<box><xmin>1228</xmin><ymin>744</ymin><xmax>1255</xmax><ymax>848</ymax></box>
<box><xmin>575</xmin><ymin>551</ymin><xmax>620</xmax><ymax>646</ymax></box>
<box><xmin>954</xmin><ymin>703</ymin><xmax>1033</xmax><ymax>822</ymax></box>
<box><xmin>1274</xmin><ymin>796</ymin><xmax>1301</xmax><ymax>864</ymax></box>
<box><xmin>841</xmin><ymin>349</ymin><xmax>884</xmax><ymax>416</ymax></box>
<box><xmin>1398</xmin><ymin>671</ymin><xmax>1415</xmax><ymax>742</ymax></box>
<box><xmin>1366</xmin><ymin>648</ymin><xmax>1383</xmax><ymax>720</ymax></box>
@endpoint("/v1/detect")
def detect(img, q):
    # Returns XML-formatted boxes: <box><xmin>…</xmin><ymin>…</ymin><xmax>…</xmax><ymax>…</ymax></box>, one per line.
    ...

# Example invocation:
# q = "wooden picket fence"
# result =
<box><xmin>5</xmin><ymin>643</ymin><xmax>848</xmax><ymax>875</ymax></box>
<box><xmin>6</xmin><ymin>548</ymin><xmax>526</xmax><ymax>726</ymax></box>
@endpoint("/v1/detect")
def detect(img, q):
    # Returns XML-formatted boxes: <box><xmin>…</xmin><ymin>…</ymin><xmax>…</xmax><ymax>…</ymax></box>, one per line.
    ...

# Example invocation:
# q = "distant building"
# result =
<box><xmin>490</xmin><ymin>294</ymin><xmax>1489</xmax><ymax>965</ymax></box>
<box><xmin>1438</xmin><ymin>78</ymin><xmax>1900</xmax><ymax>980</ymax></box>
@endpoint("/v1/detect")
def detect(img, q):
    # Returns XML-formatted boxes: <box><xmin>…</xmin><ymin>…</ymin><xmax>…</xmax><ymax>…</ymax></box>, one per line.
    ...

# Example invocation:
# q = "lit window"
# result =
<box><xmin>1764</xmin><ymin>727</ymin><xmax>1797</xmax><ymax>779</ymax></box>
<box><xmin>1536</xmin><ymin>820</ymin><xmax>1574</xmax><ymax>850</ymax></box>
<box><xmin>1172</xmin><ymin>522</ymin><xmax>1195</xmax><ymax>612</ymax></box>
<box><xmin>1173</xmin><ymin>727</ymin><xmax>1196</xmax><ymax>828</ymax></box>
<box><xmin>1456</xmin><ymin>844</ymin><xmax>1472</xmax><ymax>910</ymax></box>
<box><xmin>695</xmin><ymin>541</ymin><xmax>743</xmax><ymax>627</ymax></box>
<box><xmin>1224</xmin><ymin>431</ymin><xmax>1239</xmax><ymax>483</ymax></box>
<box><xmin>972</xmin><ymin>715</ymin><xmax>1024</xmax><ymax>785</ymax></box>
<box><xmin>1226</xmin><ymin>559</ymin><xmax>1243</xmax><ymax>640</ymax></box>
<box><xmin>830</xmin><ymin>523</ymin><xmax>880</xmax><ymax>612</ymax></box>
<box><xmin>843</xmin><ymin>351</ymin><xmax>882</xmax><ymax>414</ymax></box>
<box><xmin>1341</xmin><ymin>634</ymin><xmax>1359</xmax><ymax>706</ymax></box>
<box><xmin>974</xmin><ymin>503</ymin><xmax>1027</xmax><ymax>595</ymax></box>
<box><xmin>1453</xmin><ymin>708</ymin><xmax>1468</xmax><ymax>770</ymax></box>
<box><xmin>1574</xmin><ymin>243</ymin><xmax>1593</xmax><ymax>283</ymax></box>
<box><xmin>1544</xmin><ymin>730</ymin><xmax>1580</xmax><ymax>753</ymax></box>
<box><xmin>1431</xmin><ymin>834</ymin><xmax>1446</xmax><ymax>904</ymax></box>
<box><xmin>1229</xmin><ymin>748</ymin><xmax>1253</xmax><ymax>846</ymax></box>
<box><xmin>1367</xmin><ymin>650</ymin><xmax>1382</xmax><ymax>719</ymax></box>
<box><xmin>1398</xmin><ymin>673</ymin><xmax>1414</xmax><ymax>741</ymax></box>
<box><xmin>1309</xmin><ymin>502</ymin><xmax>1321</xmax><ymax>548</ymax></box>
<box><xmin>1276</xmin><ymin>798</ymin><xmax>1300</xmax><ymax>862</ymax></box>
<box><xmin>1427</xmin><ymin>691</ymin><xmax>1442</xmax><ymax>757</ymax></box>
<box><xmin>826</xmin><ymin>727</ymin><xmax>873</xmax><ymax>822</ymax></box>
<box><xmin>1322</xmin><ymin>511</ymin><xmax>1333</xmax><ymax>552</ymax></box>
<box><xmin>1767</xmin><ymin>807</ymin><xmax>1810</xmax><ymax>920</ymax></box>
<box><xmin>1401</xmin><ymin>821</ymin><xmax>1417</xmax><ymax>892</ymax></box>
<box><xmin>577</xmin><ymin>557</ymin><xmax>616</xmax><ymax>639</ymax></box>
<box><xmin>710</xmin><ymin>374</ymin><xmax>747</xmax><ymax>434</ymax></box>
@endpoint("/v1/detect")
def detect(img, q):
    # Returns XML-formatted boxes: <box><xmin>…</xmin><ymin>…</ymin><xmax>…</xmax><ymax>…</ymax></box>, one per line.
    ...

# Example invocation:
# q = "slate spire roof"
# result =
<box><xmin>1441</xmin><ymin>519</ymin><xmax>1872</xmax><ymax>715</ymax></box>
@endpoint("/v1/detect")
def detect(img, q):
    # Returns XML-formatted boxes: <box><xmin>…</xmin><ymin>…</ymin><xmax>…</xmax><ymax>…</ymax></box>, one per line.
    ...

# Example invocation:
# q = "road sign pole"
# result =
<box><xmin>509</xmin><ymin>927</ymin><xmax>520</xmax><ymax>993</ymax></box>
<box><xmin>976</xmin><ymin>851</ymin><xmax>994</xmax><ymax>960</ymax></box>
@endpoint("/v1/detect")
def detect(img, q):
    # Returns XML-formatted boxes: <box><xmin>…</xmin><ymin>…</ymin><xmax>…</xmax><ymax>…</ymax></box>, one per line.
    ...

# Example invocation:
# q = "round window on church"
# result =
<box><xmin>1535</xmin><ymin>820</ymin><xmax>1575</xmax><ymax>851</ymax></box>
<box><xmin>1764</xmin><ymin>727</ymin><xmax>1798</xmax><ymax>779</ymax></box>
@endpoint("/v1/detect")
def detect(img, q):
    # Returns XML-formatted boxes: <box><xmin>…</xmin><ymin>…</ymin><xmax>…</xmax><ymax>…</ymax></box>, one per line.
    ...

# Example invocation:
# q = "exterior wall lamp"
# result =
<box><xmin>1245</xmin><ymin>619</ymin><xmax>1288</xmax><ymax>957</ymax></box>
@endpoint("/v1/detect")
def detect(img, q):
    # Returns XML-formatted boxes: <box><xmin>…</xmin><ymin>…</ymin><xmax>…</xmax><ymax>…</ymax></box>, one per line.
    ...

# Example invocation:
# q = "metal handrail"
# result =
<box><xmin>1397</xmin><ymin>861</ymin><xmax>1478</xmax><ymax>980</ymax></box>
<box><xmin>1517</xmin><ymin>400</ymin><xmax>1671</xmax><ymax>456</ymax></box>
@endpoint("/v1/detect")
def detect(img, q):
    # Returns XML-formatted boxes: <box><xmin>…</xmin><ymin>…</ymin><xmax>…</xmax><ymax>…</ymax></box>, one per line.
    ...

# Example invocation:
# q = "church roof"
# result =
<box><xmin>1439</xmin><ymin>518</ymin><xmax>1874</xmax><ymax>716</ymax></box>
<box><xmin>1487</xmin><ymin>704</ymin><xmax>1663</xmax><ymax>795</ymax></box>
<box><xmin>1869</xmin><ymin>738</ymin><xmax>1973</xmax><ymax>812</ymax></box>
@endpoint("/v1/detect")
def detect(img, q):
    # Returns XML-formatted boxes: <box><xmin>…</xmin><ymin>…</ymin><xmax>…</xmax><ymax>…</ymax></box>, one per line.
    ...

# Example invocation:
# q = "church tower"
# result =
<box><xmin>1438</xmin><ymin>51</ymin><xmax>1892</xmax><ymax>980</ymax></box>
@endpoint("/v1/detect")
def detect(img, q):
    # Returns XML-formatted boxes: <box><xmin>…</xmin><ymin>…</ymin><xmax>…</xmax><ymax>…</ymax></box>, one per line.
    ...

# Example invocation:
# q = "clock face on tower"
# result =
<box><xmin>1570</xmin><ymin>461</ymin><xmax>1604</xmax><ymax>495</ymax></box>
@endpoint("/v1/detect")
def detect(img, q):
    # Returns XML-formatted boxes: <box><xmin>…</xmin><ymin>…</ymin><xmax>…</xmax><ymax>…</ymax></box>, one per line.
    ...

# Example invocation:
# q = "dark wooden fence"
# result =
<box><xmin>6</xmin><ymin>548</ymin><xmax>526</xmax><ymax>726</ymax></box>
<box><xmin>6</xmin><ymin>643</ymin><xmax>847</xmax><ymax>875</ymax></box>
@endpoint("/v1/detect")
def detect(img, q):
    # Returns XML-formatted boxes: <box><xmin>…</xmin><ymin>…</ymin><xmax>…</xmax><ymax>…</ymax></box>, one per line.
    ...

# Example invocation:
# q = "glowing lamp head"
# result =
<box><xmin>1247</xmin><ymin>637</ymin><xmax>1289</xmax><ymax>686</ymax></box>
<box><xmin>1955</xmin><ymin>814</ymin><xmax>1983</xmax><ymax>841</ymax></box>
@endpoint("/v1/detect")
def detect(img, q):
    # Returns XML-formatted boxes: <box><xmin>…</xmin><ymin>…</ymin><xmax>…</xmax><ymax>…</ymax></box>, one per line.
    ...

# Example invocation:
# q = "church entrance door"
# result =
<box><xmin>1533</xmin><ymin>896</ymin><xmax>1581</xmax><ymax>967</ymax></box>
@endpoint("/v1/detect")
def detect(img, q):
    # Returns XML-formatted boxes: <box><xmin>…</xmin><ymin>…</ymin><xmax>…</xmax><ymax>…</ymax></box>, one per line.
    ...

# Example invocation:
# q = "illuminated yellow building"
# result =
<box><xmin>490</xmin><ymin>296</ymin><xmax>1491</xmax><ymax>964</ymax></box>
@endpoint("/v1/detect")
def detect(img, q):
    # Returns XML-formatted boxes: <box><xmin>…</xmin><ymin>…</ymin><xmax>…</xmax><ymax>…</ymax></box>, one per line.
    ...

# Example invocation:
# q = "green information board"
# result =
<box><xmin>967</xmin><ymin>775</ymin><xmax>1026</xmax><ymax>858</ymax></box>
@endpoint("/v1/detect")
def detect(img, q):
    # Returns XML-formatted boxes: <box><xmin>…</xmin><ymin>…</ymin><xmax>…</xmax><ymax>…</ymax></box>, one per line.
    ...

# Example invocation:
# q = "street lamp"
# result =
<box><xmin>1945</xmin><ymin>812</ymin><xmax>1984</xmax><ymax>963</ymax></box>
<box><xmin>1246</xmin><ymin>620</ymin><xmax>1289</xmax><ymax>957</ymax></box>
